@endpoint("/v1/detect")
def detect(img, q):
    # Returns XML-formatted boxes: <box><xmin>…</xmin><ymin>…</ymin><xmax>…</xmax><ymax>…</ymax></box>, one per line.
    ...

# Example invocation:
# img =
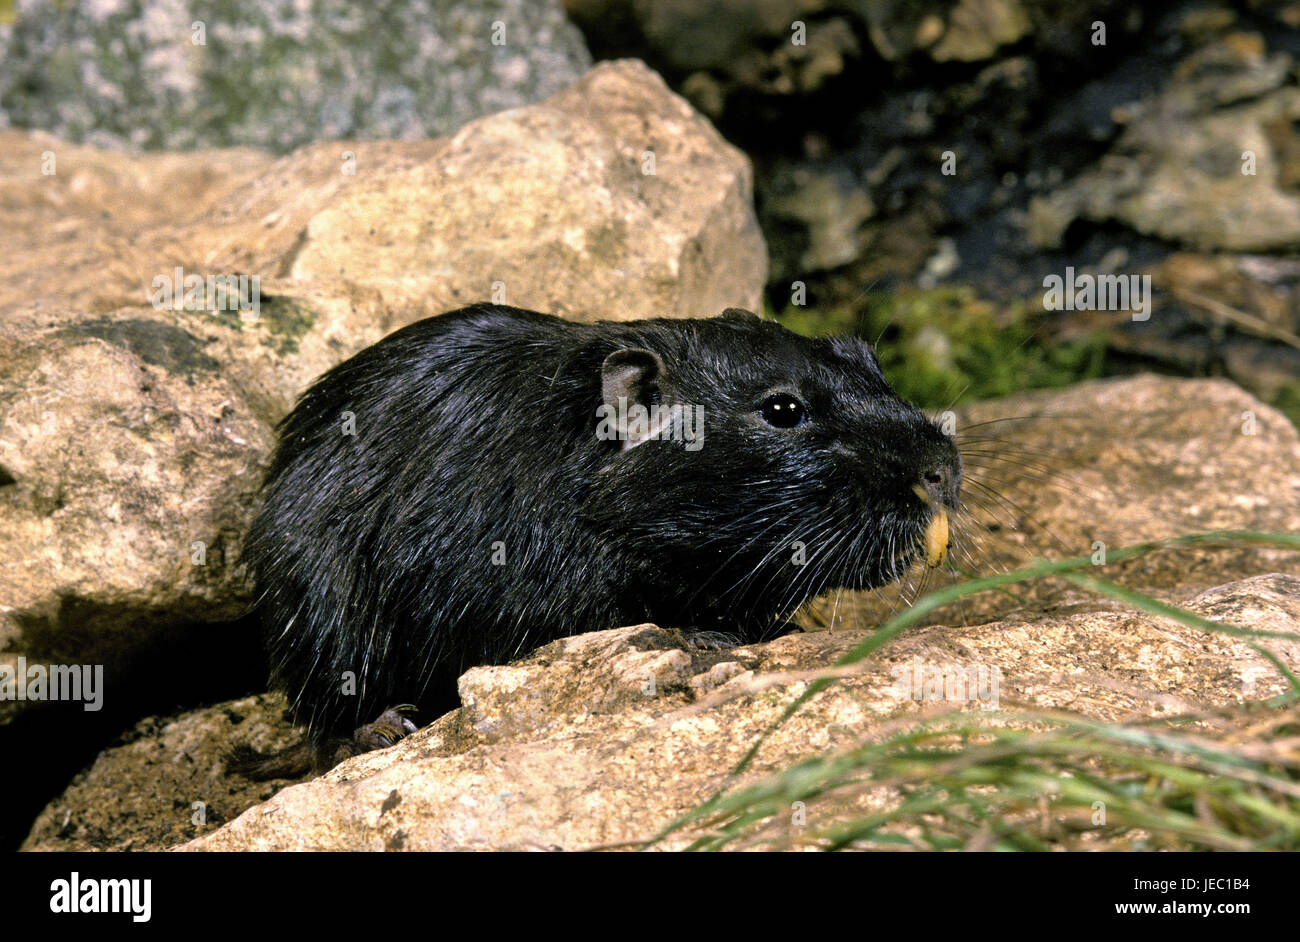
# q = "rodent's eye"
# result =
<box><xmin>759</xmin><ymin>393</ymin><xmax>806</xmax><ymax>429</ymax></box>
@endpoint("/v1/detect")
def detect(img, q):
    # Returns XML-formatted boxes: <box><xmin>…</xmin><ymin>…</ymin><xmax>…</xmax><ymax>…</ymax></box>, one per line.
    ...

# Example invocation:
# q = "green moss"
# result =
<box><xmin>254</xmin><ymin>294</ymin><xmax>316</xmax><ymax>356</ymax></box>
<box><xmin>211</xmin><ymin>291</ymin><xmax>317</xmax><ymax>357</ymax></box>
<box><xmin>776</xmin><ymin>287</ymin><xmax>1106</xmax><ymax>409</ymax></box>
<box><xmin>1270</xmin><ymin>381</ymin><xmax>1300</xmax><ymax>431</ymax></box>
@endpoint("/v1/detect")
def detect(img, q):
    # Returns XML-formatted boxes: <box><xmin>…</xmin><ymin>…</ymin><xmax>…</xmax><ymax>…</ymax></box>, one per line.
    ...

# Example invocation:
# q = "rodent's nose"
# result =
<box><xmin>919</xmin><ymin>449</ymin><xmax>962</xmax><ymax>507</ymax></box>
<box><xmin>921</xmin><ymin>465</ymin><xmax>952</xmax><ymax>501</ymax></box>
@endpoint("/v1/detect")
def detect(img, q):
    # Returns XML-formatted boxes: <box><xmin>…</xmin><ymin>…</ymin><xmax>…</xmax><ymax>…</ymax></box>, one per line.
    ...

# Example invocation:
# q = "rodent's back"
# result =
<box><xmin>246</xmin><ymin>305</ymin><xmax>621</xmax><ymax>741</ymax></box>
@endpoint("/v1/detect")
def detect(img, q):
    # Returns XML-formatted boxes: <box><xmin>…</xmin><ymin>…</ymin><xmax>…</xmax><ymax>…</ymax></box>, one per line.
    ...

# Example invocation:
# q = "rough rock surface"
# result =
<box><xmin>4</xmin><ymin>59</ymin><xmax>765</xmax><ymax>333</ymax></box>
<box><xmin>0</xmin><ymin>0</ymin><xmax>592</xmax><ymax>153</ymax></box>
<box><xmin>0</xmin><ymin>60</ymin><xmax>767</xmax><ymax>732</ymax></box>
<box><xmin>172</xmin><ymin>59</ymin><xmax>768</xmax><ymax>325</ymax></box>
<box><xmin>18</xmin><ymin>374</ymin><xmax>1299</xmax><ymax>851</ymax></box>
<box><xmin>175</xmin><ymin>572</ymin><xmax>1300</xmax><ymax>852</ymax></box>
<box><xmin>0</xmin><ymin>319</ymin><xmax>273</xmax><ymax>678</ymax></box>
<box><xmin>821</xmin><ymin>372</ymin><xmax>1300</xmax><ymax>630</ymax></box>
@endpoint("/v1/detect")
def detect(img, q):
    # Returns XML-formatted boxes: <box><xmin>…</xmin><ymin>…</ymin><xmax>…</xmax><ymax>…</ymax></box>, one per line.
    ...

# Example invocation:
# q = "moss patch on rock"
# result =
<box><xmin>212</xmin><ymin>293</ymin><xmax>316</xmax><ymax>357</ymax></box>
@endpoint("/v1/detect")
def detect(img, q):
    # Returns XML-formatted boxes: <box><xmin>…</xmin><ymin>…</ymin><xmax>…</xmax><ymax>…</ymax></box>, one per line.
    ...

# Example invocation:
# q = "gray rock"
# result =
<box><xmin>1028</xmin><ymin>36</ymin><xmax>1300</xmax><ymax>253</ymax></box>
<box><xmin>0</xmin><ymin>0</ymin><xmax>591</xmax><ymax>153</ymax></box>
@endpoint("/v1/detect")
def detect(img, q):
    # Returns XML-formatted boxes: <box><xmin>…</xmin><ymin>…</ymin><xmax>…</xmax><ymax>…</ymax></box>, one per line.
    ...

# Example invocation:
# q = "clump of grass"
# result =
<box><xmin>672</xmin><ymin>703</ymin><xmax>1300</xmax><ymax>851</ymax></box>
<box><xmin>646</xmin><ymin>531</ymin><xmax>1300</xmax><ymax>851</ymax></box>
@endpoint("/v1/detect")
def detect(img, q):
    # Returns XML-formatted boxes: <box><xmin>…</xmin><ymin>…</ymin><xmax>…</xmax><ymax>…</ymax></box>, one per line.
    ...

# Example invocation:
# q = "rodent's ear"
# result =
<box><xmin>602</xmin><ymin>348</ymin><xmax>663</xmax><ymax>407</ymax></box>
<box><xmin>721</xmin><ymin>307</ymin><xmax>760</xmax><ymax>322</ymax></box>
<box><xmin>600</xmin><ymin>348</ymin><xmax>668</xmax><ymax>450</ymax></box>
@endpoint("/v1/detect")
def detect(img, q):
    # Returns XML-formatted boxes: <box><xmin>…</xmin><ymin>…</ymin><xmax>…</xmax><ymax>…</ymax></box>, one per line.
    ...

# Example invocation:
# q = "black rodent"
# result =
<box><xmin>242</xmin><ymin>303</ymin><xmax>961</xmax><ymax>761</ymax></box>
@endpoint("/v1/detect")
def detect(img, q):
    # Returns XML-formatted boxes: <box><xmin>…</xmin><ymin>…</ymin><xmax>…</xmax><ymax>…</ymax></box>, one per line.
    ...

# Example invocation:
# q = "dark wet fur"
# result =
<box><xmin>241</xmin><ymin>304</ymin><xmax>961</xmax><ymax>759</ymax></box>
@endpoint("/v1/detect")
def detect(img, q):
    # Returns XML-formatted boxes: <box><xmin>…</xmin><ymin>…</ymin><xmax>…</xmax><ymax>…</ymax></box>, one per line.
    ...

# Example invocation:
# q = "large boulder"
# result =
<box><xmin>171</xmin><ymin>59</ymin><xmax>768</xmax><ymax>325</ymax></box>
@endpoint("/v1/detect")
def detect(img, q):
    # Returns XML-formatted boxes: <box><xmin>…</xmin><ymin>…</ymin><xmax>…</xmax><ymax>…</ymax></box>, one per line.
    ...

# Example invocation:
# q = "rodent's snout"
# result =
<box><xmin>918</xmin><ymin>438</ymin><xmax>962</xmax><ymax>509</ymax></box>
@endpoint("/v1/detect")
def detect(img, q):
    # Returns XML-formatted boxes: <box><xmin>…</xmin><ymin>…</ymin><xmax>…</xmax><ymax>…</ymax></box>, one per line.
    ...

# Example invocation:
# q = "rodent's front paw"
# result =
<box><xmin>351</xmin><ymin>704</ymin><xmax>420</xmax><ymax>751</ymax></box>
